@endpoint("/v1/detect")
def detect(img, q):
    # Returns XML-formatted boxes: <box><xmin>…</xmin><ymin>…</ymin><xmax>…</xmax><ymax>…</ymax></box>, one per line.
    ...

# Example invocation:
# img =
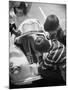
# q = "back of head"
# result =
<box><xmin>44</xmin><ymin>15</ymin><xmax>59</xmax><ymax>32</ymax></box>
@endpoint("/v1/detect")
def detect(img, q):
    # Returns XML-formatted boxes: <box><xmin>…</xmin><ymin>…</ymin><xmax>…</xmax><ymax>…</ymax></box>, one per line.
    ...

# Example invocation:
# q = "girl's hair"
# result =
<box><xmin>44</xmin><ymin>15</ymin><xmax>59</xmax><ymax>32</ymax></box>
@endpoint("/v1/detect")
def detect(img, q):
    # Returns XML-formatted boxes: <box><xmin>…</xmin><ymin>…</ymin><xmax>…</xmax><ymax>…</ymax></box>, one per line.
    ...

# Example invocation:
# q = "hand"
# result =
<box><xmin>30</xmin><ymin>63</ymin><xmax>39</xmax><ymax>75</ymax></box>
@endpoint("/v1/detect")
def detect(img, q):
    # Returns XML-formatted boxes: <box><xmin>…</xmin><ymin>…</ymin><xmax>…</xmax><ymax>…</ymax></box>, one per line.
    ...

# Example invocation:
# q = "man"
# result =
<box><xmin>9</xmin><ymin>1</ymin><xmax>32</xmax><ymax>36</ymax></box>
<box><xmin>13</xmin><ymin>2</ymin><xmax>32</xmax><ymax>17</ymax></box>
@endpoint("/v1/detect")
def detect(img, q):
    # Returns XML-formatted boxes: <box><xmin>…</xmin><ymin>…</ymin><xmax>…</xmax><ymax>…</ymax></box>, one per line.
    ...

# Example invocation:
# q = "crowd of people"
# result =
<box><xmin>9</xmin><ymin>1</ymin><xmax>66</xmax><ymax>88</ymax></box>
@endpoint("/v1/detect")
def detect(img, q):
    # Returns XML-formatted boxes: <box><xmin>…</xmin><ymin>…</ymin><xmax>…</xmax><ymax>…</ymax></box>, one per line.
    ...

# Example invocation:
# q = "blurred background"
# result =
<box><xmin>29</xmin><ymin>2</ymin><xmax>66</xmax><ymax>30</ymax></box>
<box><xmin>9</xmin><ymin>1</ymin><xmax>66</xmax><ymax>30</ymax></box>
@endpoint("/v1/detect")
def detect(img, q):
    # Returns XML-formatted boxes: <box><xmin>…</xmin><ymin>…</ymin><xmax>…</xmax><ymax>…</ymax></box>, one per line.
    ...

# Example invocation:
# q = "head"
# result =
<box><xmin>14</xmin><ymin>31</ymin><xmax>52</xmax><ymax>54</ymax></box>
<box><xmin>14</xmin><ymin>2</ymin><xmax>27</xmax><ymax>17</ymax></box>
<box><xmin>28</xmin><ymin>31</ymin><xmax>52</xmax><ymax>53</ymax></box>
<box><xmin>44</xmin><ymin>15</ymin><xmax>59</xmax><ymax>39</ymax></box>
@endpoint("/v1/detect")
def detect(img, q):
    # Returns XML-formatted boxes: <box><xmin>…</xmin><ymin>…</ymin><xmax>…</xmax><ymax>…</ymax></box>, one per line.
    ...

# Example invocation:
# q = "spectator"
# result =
<box><xmin>9</xmin><ymin>1</ymin><xmax>32</xmax><ymax>41</ymax></box>
<box><xmin>13</xmin><ymin>2</ymin><xmax>32</xmax><ymax>17</ymax></box>
<box><xmin>9</xmin><ymin>1</ymin><xmax>32</xmax><ymax>33</ymax></box>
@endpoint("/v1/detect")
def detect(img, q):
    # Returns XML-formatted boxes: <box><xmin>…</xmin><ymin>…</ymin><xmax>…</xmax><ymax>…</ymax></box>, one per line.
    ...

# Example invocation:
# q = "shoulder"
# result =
<box><xmin>48</xmin><ymin>40</ymin><xmax>66</xmax><ymax>63</ymax></box>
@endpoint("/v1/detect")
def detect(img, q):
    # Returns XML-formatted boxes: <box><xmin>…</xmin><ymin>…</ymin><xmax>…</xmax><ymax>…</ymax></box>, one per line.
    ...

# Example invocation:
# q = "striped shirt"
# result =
<box><xmin>40</xmin><ymin>39</ymin><xmax>66</xmax><ymax>80</ymax></box>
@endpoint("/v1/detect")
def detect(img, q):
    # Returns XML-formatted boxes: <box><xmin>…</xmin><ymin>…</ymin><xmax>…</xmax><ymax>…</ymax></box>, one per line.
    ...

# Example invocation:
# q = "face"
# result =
<box><xmin>15</xmin><ymin>8</ymin><xmax>24</xmax><ymax>17</ymax></box>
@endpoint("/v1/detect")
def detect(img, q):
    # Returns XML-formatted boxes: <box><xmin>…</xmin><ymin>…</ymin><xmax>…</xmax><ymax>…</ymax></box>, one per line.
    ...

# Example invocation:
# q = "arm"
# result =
<box><xmin>9</xmin><ymin>23</ymin><xmax>21</xmax><ymax>36</ymax></box>
<box><xmin>38</xmin><ymin>53</ymin><xmax>55</xmax><ymax>78</ymax></box>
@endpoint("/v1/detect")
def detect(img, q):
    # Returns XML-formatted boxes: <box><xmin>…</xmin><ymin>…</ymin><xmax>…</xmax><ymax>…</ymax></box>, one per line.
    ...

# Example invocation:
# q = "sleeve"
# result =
<box><xmin>40</xmin><ymin>52</ymin><xmax>55</xmax><ymax>70</ymax></box>
<box><xmin>39</xmin><ymin>41</ymin><xmax>66</xmax><ymax>70</ymax></box>
<box><xmin>58</xmin><ymin>46</ymin><xmax>66</xmax><ymax>81</ymax></box>
<box><xmin>38</xmin><ymin>53</ymin><xmax>55</xmax><ymax>78</ymax></box>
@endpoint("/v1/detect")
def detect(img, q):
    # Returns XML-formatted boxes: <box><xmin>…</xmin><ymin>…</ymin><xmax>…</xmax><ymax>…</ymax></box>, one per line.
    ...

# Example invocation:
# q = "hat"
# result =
<box><xmin>18</xmin><ymin>18</ymin><xmax>43</xmax><ymax>34</ymax></box>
